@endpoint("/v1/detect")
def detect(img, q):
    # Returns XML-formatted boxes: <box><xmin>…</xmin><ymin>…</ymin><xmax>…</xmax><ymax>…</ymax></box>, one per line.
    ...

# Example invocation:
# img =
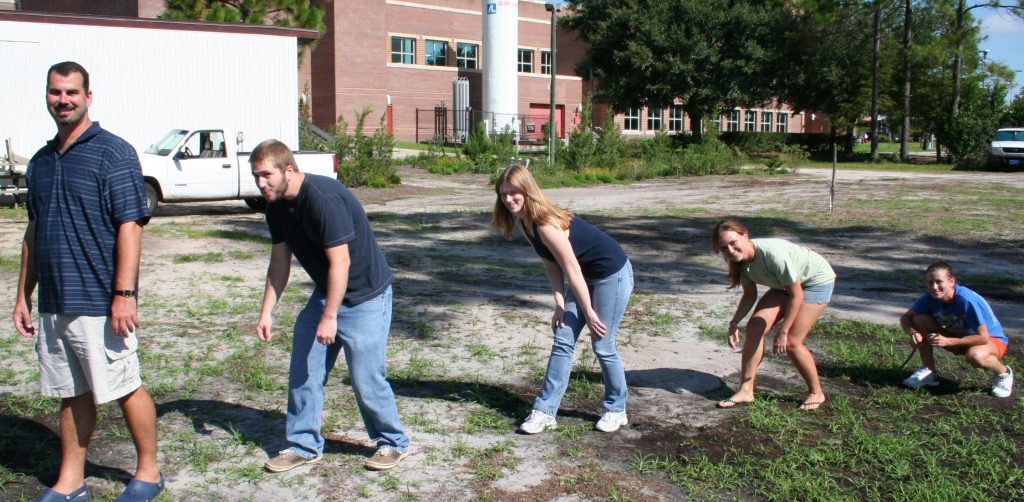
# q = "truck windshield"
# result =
<box><xmin>994</xmin><ymin>130</ymin><xmax>1024</xmax><ymax>142</ymax></box>
<box><xmin>144</xmin><ymin>130</ymin><xmax>189</xmax><ymax>156</ymax></box>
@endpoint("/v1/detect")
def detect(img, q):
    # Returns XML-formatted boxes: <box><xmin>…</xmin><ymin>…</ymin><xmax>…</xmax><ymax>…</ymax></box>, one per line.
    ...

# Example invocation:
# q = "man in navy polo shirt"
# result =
<box><xmin>13</xmin><ymin>62</ymin><xmax>163</xmax><ymax>502</ymax></box>
<box><xmin>250</xmin><ymin>139</ymin><xmax>410</xmax><ymax>473</ymax></box>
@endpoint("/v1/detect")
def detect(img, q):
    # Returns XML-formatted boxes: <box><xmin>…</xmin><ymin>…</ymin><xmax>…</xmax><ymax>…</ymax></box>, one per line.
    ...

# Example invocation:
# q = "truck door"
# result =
<box><xmin>168</xmin><ymin>130</ymin><xmax>235</xmax><ymax>198</ymax></box>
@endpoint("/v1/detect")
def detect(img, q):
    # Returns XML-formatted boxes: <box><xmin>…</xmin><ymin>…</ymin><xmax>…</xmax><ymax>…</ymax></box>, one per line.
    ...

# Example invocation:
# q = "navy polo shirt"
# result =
<box><xmin>266</xmin><ymin>174</ymin><xmax>392</xmax><ymax>306</ymax></box>
<box><xmin>27</xmin><ymin>122</ymin><xmax>151</xmax><ymax>316</ymax></box>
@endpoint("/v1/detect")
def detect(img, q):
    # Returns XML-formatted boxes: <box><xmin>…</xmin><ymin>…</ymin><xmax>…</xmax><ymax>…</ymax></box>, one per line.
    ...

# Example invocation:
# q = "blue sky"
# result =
<box><xmin>974</xmin><ymin>8</ymin><xmax>1024</xmax><ymax>101</ymax></box>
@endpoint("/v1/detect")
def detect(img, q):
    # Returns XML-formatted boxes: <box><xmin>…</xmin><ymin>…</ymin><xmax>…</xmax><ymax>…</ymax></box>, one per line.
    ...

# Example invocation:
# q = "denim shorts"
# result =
<box><xmin>800</xmin><ymin>281</ymin><xmax>834</xmax><ymax>305</ymax></box>
<box><xmin>770</xmin><ymin>280</ymin><xmax>834</xmax><ymax>305</ymax></box>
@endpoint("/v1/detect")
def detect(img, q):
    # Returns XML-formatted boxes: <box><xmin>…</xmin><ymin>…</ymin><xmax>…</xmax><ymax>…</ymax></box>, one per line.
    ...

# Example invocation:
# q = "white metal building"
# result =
<box><xmin>0</xmin><ymin>11</ymin><xmax>317</xmax><ymax>157</ymax></box>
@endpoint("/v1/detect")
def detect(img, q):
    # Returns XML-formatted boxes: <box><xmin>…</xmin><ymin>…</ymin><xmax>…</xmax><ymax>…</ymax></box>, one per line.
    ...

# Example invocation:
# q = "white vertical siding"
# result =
<box><xmin>0</xmin><ymin>19</ymin><xmax>299</xmax><ymax>158</ymax></box>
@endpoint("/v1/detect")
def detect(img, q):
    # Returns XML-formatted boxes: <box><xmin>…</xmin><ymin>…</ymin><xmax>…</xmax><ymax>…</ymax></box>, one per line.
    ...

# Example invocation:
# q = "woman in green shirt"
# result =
<box><xmin>712</xmin><ymin>219</ymin><xmax>836</xmax><ymax>411</ymax></box>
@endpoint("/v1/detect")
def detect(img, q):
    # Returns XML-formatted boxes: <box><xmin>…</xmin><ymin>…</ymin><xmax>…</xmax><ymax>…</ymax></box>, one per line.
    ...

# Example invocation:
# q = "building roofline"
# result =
<box><xmin>0</xmin><ymin>10</ymin><xmax>320</xmax><ymax>41</ymax></box>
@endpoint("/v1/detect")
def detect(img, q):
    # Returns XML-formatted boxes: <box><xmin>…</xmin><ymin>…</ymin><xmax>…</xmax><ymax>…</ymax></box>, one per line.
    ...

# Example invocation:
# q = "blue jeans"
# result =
<box><xmin>533</xmin><ymin>260</ymin><xmax>633</xmax><ymax>415</ymax></box>
<box><xmin>286</xmin><ymin>286</ymin><xmax>408</xmax><ymax>458</ymax></box>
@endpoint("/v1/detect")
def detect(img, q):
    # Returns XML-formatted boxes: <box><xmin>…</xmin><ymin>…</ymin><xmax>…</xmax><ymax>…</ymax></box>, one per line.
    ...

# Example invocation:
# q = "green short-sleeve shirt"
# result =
<box><xmin>740</xmin><ymin>238</ymin><xmax>836</xmax><ymax>289</ymax></box>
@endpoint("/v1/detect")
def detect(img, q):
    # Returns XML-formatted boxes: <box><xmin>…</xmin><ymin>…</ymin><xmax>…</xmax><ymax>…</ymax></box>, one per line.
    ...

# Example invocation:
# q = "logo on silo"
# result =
<box><xmin>486</xmin><ymin>3</ymin><xmax>496</xmax><ymax>14</ymax></box>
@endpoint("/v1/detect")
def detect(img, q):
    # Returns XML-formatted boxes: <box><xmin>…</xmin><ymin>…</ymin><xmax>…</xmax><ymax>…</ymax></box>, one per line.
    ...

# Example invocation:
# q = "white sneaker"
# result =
<box><xmin>595</xmin><ymin>411</ymin><xmax>628</xmax><ymax>432</ymax></box>
<box><xmin>903</xmin><ymin>367</ymin><xmax>940</xmax><ymax>388</ymax></box>
<box><xmin>519</xmin><ymin>410</ymin><xmax>557</xmax><ymax>434</ymax></box>
<box><xmin>992</xmin><ymin>366</ymin><xmax>1014</xmax><ymax>398</ymax></box>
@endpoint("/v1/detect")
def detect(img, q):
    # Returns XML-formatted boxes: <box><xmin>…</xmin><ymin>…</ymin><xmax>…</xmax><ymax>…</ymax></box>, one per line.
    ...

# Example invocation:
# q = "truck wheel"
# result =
<box><xmin>244</xmin><ymin>197</ymin><xmax>267</xmax><ymax>212</ymax></box>
<box><xmin>145</xmin><ymin>183</ymin><xmax>159</xmax><ymax>215</ymax></box>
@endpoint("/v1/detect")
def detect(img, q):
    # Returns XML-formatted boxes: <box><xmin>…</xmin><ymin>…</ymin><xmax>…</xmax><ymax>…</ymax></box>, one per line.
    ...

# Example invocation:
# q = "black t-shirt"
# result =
<box><xmin>266</xmin><ymin>174</ymin><xmax>392</xmax><ymax>306</ymax></box>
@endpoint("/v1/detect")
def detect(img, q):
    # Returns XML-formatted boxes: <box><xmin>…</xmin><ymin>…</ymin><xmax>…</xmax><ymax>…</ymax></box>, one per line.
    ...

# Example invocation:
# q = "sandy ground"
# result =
<box><xmin>0</xmin><ymin>165</ymin><xmax>1021</xmax><ymax>501</ymax></box>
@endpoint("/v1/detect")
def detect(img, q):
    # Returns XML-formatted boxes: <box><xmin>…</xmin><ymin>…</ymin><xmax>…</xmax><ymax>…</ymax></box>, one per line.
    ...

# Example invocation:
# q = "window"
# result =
<box><xmin>425</xmin><ymin>40</ymin><xmax>448</xmax><ymax>66</ymax></box>
<box><xmin>518</xmin><ymin>48</ymin><xmax>534</xmax><ymax>73</ymax></box>
<box><xmin>541</xmin><ymin>51</ymin><xmax>552</xmax><ymax>75</ymax></box>
<box><xmin>744</xmin><ymin>110</ymin><xmax>756</xmax><ymax>132</ymax></box>
<box><xmin>776</xmin><ymin>112</ymin><xmax>788</xmax><ymax>133</ymax></box>
<box><xmin>624</xmin><ymin>108</ymin><xmax>640</xmax><ymax>131</ymax></box>
<box><xmin>457</xmin><ymin>42</ymin><xmax>478</xmax><ymax>69</ymax></box>
<box><xmin>647</xmin><ymin>108</ymin><xmax>663</xmax><ymax>131</ymax></box>
<box><xmin>761</xmin><ymin>111</ymin><xmax>773</xmax><ymax>132</ymax></box>
<box><xmin>669</xmin><ymin>105</ymin><xmax>685</xmax><ymax>132</ymax></box>
<box><xmin>391</xmin><ymin>36</ymin><xmax>415</xmax><ymax>64</ymax></box>
<box><xmin>727</xmin><ymin>110</ymin><xmax>740</xmax><ymax>132</ymax></box>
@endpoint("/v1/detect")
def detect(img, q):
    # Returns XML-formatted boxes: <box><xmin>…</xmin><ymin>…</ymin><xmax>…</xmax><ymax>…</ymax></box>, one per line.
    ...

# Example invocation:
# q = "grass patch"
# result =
<box><xmin>0</xmin><ymin>207</ymin><xmax>27</xmax><ymax>220</ymax></box>
<box><xmin>0</xmin><ymin>253</ymin><xmax>19</xmax><ymax>273</ymax></box>
<box><xmin>148</xmin><ymin>222</ymin><xmax>268</xmax><ymax>243</ymax></box>
<box><xmin>642</xmin><ymin>319</ymin><xmax>1024</xmax><ymax>500</ymax></box>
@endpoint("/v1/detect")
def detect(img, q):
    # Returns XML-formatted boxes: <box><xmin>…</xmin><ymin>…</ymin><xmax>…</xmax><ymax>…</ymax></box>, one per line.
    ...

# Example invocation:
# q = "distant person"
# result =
<box><xmin>712</xmin><ymin>219</ymin><xmax>836</xmax><ymax>411</ymax></box>
<box><xmin>493</xmin><ymin>165</ymin><xmax>634</xmax><ymax>434</ymax></box>
<box><xmin>13</xmin><ymin>61</ymin><xmax>163</xmax><ymax>502</ymax></box>
<box><xmin>900</xmin><ymin>262</ymin><xmax>1013</xmax><ymax>397</ymax></box>
<box><xmin>250</xmin><ymin>139</ymin><xmax>410</xmax><ymax>472</ymax></box>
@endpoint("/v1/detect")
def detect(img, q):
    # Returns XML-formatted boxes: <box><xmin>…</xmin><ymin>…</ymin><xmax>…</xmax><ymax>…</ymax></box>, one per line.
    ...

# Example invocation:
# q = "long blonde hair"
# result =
<box><xmin>711</xmin><ymin>219</ymin><xmax>749</xmax><ymax>289</ymax></box>
<box><xmin>492</xmin><ymin>165</ymin><xmax>575</xmax><ymax>240</ymax></box>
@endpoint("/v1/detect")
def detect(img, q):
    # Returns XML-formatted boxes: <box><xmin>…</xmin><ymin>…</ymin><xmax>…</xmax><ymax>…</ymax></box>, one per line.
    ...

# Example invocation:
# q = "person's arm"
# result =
<box><xmin>256</xmin><ymin>242</ymin><xmax>292</xmax><ymax>342</ymax></box>
<box><xmin>899</xmin><ymin>307</ymin><xmax>924</xmax><ymax>347</ymax></box>
<box><xmin>13</xmin><ymin>221</ymin><xmax>38</xmax><ymax>338</ymax></box>
<box><xmin>541</xmin><ymin>258</ymin><xmax>567</xmax><ymax>330</ymax></box>
<box><xmin>727</xmin><ymin>281</ymin><xmax>758</xmax><ymax>351</ymax></box>
<box><xmin>773</xmin><ymin>281</ymin><xmax>804</xmax><ymax>355</ymax></box>
<box><xmin>536</xmin><ymin>223</ymin><xmax>608</xmax><ymax>338</ymax></box>
<box><xmin>927</xmin><ymin>323</ymin><xmax>990</xmax><ymax>349</ymax></box>
<box><xmin>315</xmin><ymin>244</ymin><xmax>350</xmax><ymax>345</ymax></box>
<box><xmin>110</xmin><ymin>220</ymin><xmax>143</xmax><ymax>338</ymax></box>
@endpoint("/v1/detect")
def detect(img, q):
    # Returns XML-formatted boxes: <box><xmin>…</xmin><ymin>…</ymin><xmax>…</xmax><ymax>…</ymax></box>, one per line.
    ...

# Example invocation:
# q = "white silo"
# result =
<box><xmin>482</xmin><ymin>0</ymin><xmax>519</xmax><ymax>134</ymax></box>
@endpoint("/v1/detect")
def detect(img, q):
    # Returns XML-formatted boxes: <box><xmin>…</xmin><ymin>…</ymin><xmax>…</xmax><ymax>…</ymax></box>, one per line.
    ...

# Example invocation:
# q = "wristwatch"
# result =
<box><xmin>113</xmin><ymin>289</ymin><xmax>136</xmax><ymax>298</ymax></box>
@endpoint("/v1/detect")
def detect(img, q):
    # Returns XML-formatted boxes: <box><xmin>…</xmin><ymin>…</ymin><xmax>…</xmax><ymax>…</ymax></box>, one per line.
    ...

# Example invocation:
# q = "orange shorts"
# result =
<box><xmin>993</xmin><ymin>338</ymin><xmax>1008</xmax><ymax>358</ymax></box>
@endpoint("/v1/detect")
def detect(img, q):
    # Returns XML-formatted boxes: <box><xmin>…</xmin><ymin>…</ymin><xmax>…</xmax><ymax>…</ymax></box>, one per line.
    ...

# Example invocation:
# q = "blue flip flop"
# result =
<box><xmin>32</xmin><ymin>483</ymin><xmax>90</xmax><ymax>502</ymax></box>
<box><xmin>112</xmin><ymin>475</ymin><xmax>164</xmax><ymax>502</ymax></box>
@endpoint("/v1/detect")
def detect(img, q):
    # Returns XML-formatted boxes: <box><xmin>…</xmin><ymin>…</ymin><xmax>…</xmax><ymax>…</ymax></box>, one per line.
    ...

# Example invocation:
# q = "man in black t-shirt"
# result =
<box><xmin>250</xmin><ymin>139</ymin><xmax>409</xmax><ymax>473</ymax></box>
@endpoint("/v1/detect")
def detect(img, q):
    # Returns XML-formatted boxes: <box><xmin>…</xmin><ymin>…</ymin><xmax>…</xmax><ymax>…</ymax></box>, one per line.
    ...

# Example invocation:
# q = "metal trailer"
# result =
<box><xmin>0</xmin><ymin>11</ymin><xmax>317</xmax><ymax>165</ymax></box>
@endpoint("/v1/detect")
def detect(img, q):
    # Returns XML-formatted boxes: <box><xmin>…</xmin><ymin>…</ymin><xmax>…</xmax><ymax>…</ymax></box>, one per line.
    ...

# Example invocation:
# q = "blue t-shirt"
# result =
<box><xmin>266</xmin><ymin>174</ymin><xmax>392</xmax><ymax>306</ymax></box>
<box><xmin>910</xmin><ymin>284</ymin><xmax>1007</xmax><ymax>345</ymax></box>
<box><xmin>27</xmin><ymin>122</ymin><xmax>151</xmax><ymax>316</ymax></box>
<box><xmin>529</xmin><ymin>216</ymin><xmax>628</xmax><ymax>280</ymax></box>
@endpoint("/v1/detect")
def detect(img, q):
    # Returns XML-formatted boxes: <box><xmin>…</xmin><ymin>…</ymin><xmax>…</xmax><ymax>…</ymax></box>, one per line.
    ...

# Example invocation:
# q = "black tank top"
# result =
<box><xmin>528</xmin><ymin>216</ymin><xmax>627</xmax><ymax>280</ymax></box>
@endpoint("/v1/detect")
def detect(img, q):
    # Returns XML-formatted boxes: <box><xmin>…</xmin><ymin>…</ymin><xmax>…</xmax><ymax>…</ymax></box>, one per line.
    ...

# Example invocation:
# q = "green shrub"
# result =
<box><xmin>594</xmin><ymin>109</ymin><xmax>626</xmax><ymax>168</ymax></box>
<box><xmin>332</xmin><ymin>107</ymin><xmax>401</xmax><ymax>188</ymax></box>
<box><xmin>425</xmin><ymin>155</ymin><xmax>477</xmax><ymax>174</ymax></box>
<box><xmin>674</xmin><ymin>140</ymin><xmax>740</xmax><ymax>176</ymax></box>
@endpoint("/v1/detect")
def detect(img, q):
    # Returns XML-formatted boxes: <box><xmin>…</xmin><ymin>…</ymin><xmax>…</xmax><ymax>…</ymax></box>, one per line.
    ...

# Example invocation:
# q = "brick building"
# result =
<box><xmin>17</xmin><ymin>0</ymin><xmax>808</xmax><ymax>142</ymax></box>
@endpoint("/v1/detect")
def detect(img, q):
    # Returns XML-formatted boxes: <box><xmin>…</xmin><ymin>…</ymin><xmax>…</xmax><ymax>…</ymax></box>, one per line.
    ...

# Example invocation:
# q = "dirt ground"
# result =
<box><xmin>0</xmin><ymin>166</ymin><xmax>1021</xmax><ymax>501</ymax></box>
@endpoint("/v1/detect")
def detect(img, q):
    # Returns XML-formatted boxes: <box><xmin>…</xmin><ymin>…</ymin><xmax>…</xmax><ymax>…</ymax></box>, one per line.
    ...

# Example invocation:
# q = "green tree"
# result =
<box><xmin>777</xmin><ymin>1</ymin><xmax>874</xmax><ymax>148</ymax></box>
<box><xmin>1004</xmin><ymin>91</ymin><xmax>1024</xmax><ymax>126</ymax></box>
<box><xmin>162</xmin><ymin>0</ymin><xmax>326</xmax><ymax>57</ymax></box>
<box><xmin>563</xmin><ymin>0</ymin><xmax>785</xmax><ymax>143</ymax></box>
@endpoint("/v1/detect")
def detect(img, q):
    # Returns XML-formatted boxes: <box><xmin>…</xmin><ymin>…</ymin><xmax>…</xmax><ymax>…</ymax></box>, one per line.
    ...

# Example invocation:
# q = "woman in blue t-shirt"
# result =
<box><xmin>712</xmin><ymin>219</ymin><xmax>836</xmax><ymax>411</ymax></box>
<box><xmin>493</xmin><ymin>165</ymin><xmax>634</xmax><ymax>434</ymax></box>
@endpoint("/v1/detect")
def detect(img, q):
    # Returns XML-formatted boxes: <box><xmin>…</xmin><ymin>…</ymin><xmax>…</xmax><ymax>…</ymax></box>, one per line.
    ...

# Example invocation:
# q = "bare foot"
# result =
<box><xmin>717</xmin><ymin>393</ymin><xmax>755</xmax><ymax>409</ymax></box>
<box><xmin>799</xmin><ymin>394</ymin><xmax>826</xmax><ymax>411</ymax></box>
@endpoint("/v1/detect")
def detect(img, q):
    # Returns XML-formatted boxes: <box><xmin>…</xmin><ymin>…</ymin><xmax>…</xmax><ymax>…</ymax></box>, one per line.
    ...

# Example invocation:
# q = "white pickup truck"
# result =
<box><xmin>140</xmin><ymin>128</ymin><xmax>336</xmax><ymax>213</ymax></box>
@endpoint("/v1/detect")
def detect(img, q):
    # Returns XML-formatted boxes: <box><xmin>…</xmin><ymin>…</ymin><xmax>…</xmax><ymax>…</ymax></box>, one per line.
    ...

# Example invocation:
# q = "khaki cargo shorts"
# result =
<box><xmin>36</xmin><ymin>314</ymin><xmax>142</xmax><ymax>404</ymax></box>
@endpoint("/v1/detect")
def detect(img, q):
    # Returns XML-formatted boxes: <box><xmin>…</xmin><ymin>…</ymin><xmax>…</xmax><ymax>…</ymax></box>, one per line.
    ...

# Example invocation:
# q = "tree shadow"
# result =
<box><xmin>818</xmin><ymin>364</ymin><xmax>968</xmax><ymax>396</ymax></box>
<box><xmin>626</xmin><ymin>368</ymin><xmax>728</xmax><ymax>400</ymax></box>
<box><xmin>156</xmin><ymin>400</ymin><xmax>286</xmax><ymax>457</ymax></box>
<box><xmin>0</xmin><ymin>412</ymin><xmax>133</xmax><ymax>494</ymax></box>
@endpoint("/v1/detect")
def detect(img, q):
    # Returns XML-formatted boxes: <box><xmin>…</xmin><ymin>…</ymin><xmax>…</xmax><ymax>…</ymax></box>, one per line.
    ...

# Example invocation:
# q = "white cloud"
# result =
<box><xmin>979</xmin><ymin>11</ymin><xmax>1024</xmax><ymax>35</ymax></box>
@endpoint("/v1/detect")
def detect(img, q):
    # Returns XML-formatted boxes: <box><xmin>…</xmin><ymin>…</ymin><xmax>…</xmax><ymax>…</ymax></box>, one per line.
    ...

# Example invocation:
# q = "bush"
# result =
<box><xmin>332</xmin><ymin>107</ymin><xmax>401</xmax><ymax>187</ymax></box>
<box><xmin>674</xmin><ymin>140</ymin><xmax>740</xmax><ymax>176</ymax></box>
<box><xmin>425</xmin><ymin>155</ymin><xmax>477</xmax><ymax>174</ymax></box>
<box><xmin>462</xmin><ymin>122</ymin><xmax>517</xmax><ymax>173</ymax></box>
